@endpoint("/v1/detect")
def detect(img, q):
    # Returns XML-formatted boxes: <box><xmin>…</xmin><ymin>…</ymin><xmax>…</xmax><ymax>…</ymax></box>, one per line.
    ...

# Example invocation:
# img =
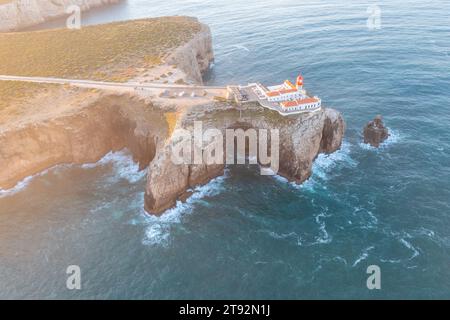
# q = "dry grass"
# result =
<box><xmin>0</xmin><ymin>81</ymin><xmax>58</xmax><ymax>110</ymax></box>
<box><xmin>0</xmin><ymin>17</ymin><xmax>200</xmax><ymax>80</ymax></box>
<box><xmin>0</xmin><ymin>16</ymin><xmax>201</xmax><ymax>109</ymax></box>
<box><xmin>0</xmin><ymin>0</ymin><xmax>13</xmax><ymax>5</ymax></box>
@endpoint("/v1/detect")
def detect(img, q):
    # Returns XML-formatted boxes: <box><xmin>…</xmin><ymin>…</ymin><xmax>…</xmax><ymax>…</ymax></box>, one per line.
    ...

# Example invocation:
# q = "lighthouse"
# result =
<box><xmin>296</xmin><ymin>74</ymin><xmax>304</xmax><ymax>89</ymax></box>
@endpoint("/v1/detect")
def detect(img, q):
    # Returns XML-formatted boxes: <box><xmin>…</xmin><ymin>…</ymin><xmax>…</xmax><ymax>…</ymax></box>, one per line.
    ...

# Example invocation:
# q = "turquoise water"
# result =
<box><xmin>1</xmin><ymin>0</ymin><xmax>450</xmax><ymax>299</ymax></box>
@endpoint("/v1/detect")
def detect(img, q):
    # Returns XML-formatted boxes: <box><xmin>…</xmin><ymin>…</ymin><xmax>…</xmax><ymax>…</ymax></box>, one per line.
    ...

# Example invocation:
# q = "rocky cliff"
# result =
<box><xmin>0</xmin><ymin>94</ymin><xmax>166</xmax><ymax>190</ymax></box>
<box><xmin>0</xmin><ymin>0</ymin><xmax>120</xmax><ymax>32</ymax></box>
<box><xmin>0</xmin><ymin>18</ymin><xmax>214</xmax><ymax>190</ymax></box>
<box><xmin>0</xmin><ymin>16</ymin><xmax>345</xmax><ymax>215</ymax></box>
<box><xmin>166</xmin><ymin>23</ymin><xmax>214</xmax><ymax>84</ymax></box>
<box><xmin>144</xmin><ymin>103</ymin><xmax>345</xmax><ymax>214</ymax></box>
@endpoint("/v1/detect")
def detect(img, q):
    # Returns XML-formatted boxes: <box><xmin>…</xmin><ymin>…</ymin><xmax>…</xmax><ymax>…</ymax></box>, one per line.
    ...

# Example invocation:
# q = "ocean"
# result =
<box><xmin>1</xmin><ymin>0</ymin><xmax>450</xmax><ymax>299</ymax></box>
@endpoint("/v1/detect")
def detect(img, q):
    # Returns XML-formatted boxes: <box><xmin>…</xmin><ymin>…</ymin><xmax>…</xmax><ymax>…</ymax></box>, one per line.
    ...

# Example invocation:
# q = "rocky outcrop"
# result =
<box><xmin>144</xmin><ymin>104</ymin><xmax>345</xmax><ymax>215</ymax></box>
<box><xmin>363</xmin><ymin>115</ymin><xmax>389</xmax><ymax>147</ymax></box>
<box><xmin>0</xmin><ymin>95</ymin><xmax>166</xmax><ymax>190</ymax></box>
<box><xmin>0</xmin><ymin>0</ymin><xmax>120</xmax><ymax>32</ymax></box>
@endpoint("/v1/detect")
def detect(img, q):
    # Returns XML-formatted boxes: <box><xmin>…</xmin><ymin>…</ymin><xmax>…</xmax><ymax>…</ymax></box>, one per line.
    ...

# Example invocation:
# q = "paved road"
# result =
<box><xmin>0</xmin><ymin>75</ymin><xmax>226</xmax><ymax>91</ymax></box>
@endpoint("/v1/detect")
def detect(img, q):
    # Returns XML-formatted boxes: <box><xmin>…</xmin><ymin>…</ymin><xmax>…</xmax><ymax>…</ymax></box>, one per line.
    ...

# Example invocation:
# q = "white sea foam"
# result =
<box><xmin>82</xmin><ymin>150</ymin><xmax>146</xmax><ymax>184</ymax></box>
<box><xmin>353</xmin><ymin>206</ymin><xmax>378</xmax><ymax>227</ymax></box>
<box><xmin>264</xmin><ymin>230</ymin><xmax>303</xmax><ymax>246</ymax></box>
<box><xmin>313</xmin><ymin>209</ymin><xmax>332</xmax><ymax>245</ymax></box>
<box><xmin>0</xmin><ymin>165</ymin><xmax>69</xmax><ymax>198</ymax></box>
<box><xmin>352</xmin><ymin>246</ymin><xmax>375</xmax><ymax>267</ymax></box>
<box><xmin>0</xmin><ymin>174</ymin><xmax>36</xmax><ymax>198</ymax></box>
<box><xmin>272</xmin><ymin>141</ymin><xmax>356</xmax><ymax>191</ymax></box>
<box><xmin>400</xmin><ymin>238</ymin><xmax>420</xmax><ymax>260</ymax></box>
<box><xmin>311</xmin><ymin>141</ymin><xmax>356</xmax><ymax>180</ymax></box>
<box><xmin>140</xmin><ymin>170</ymin><xmax>229</xmax><ymax>247</ymax></box>
<box><xmin>0</xmin><ymin>150</ymin><xmax>143</xmax><ymax>198</ymax></box>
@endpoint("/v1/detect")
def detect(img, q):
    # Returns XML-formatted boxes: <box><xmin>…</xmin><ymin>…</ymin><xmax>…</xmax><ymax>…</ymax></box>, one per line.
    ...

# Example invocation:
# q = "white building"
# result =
<box><xmin>264</xmin><ymin>75</ymin><xmax>305</xmax><ymax>102</ymax></box>
<box><xmin>280</xmin><ymin>96</ymin><xmax>322</xmax><ymax>113</ymax></box>
<box><xmin>226</xmin><ymin>73</ymin><xmax>322</xmax><ymax>116</ymax></box>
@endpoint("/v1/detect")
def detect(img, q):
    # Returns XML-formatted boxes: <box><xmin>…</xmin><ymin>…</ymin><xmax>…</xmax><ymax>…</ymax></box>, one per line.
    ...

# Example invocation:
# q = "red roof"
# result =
<box><xmin>266</xmin><ymin>91</ymin><xmax>280</xmax><ymax>97</ymax></box>
<box><xmin>278</xmin><ymin>88</ymin><xmax>298</xmax><ymax>94</ymax></box>
<box><xmin>281</xmin><ymin>97</ymin><xmax>319</xmax><ymax>108</ymax></box>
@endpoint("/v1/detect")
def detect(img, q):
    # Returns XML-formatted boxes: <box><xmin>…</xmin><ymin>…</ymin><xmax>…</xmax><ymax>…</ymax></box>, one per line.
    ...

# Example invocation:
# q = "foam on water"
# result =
<box><xmin>311</xmin><ymin>141</ymin><xmax>356</xmax><ymax>180</ymax></box>
<box><xmin>0</xmin><ymin>173</ymin><xmax>39</xmax><ymax>198</ymax></box>
<box><xmin>352</xmin><ymin>246</ymin><xmax>375</xmax><ymax>267</ymax></box>
<box><xmin>140</xmin><ymin>170</ymin><xmax>230</xmax><ymax>247</ymax></box>
<box><xmin>0</xmin><ymin>165</ymin><xmax>69</xmax><ymax>198</ymax></box>
<box><xmin>263</xmin><ymin>230</ymin><xmax>303</xmax><ymax>246</ymax></box>
<box><xmin>312</xmin><ymin>209</ymin><xmax>332</xmax><ymax>245</ymax></box>
<box><xmin>0</xmin><ymin>150</ymin><xmax>143</xmax><ymax>199</ymax></box>
<box><xmin>400</xmin><ymin>238</ymin><xmax>420</xmax><ymax>260</ymax></box>
<box><xmin>82</xmin><ymin>150</ymin><xmax>146</xmax><ymax>184</ymax></box>
<box><xmin>272</xmin><ymin>141</ymin><xmax>356</xmax><ymax>193</ymax></box>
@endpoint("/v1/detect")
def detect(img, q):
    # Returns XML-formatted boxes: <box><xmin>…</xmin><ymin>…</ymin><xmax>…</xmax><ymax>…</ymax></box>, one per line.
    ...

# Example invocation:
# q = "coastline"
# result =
<box><xmin>0</xmin><ymin>13</ymin><xmax>344</xmax><ymax>215</ymax></box>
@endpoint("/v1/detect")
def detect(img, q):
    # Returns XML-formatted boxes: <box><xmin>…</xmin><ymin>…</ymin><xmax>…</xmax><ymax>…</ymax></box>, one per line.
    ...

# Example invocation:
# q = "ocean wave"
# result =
<box><xmin>0</xmin><ymin>150</ymin><xmax>143</xmax><ymax>198</ymax></box>
<box><xmin>272</xmin><ymin>141</ymin><xmax>356</xmax><ymax>192</ymax></box>
<box><xmin>0</xmin><ymin>165</ymin><xmax>69</xmax><ymax>198</ymax></box>
<box><xmin>0</xmin><ymin>174</ymin><xmax>37</xmax><ymax>198</ymax></box>
<box><xmin>312</xmin><ymin>141</ymin><xmax>356</xmax><ymax>181</ymax></box>
<box><xmin>140</xmin><ymin>170</ymin><xmax>229</xmax><ymax>247</ymax></box>
<box><xmin>82</xmin><ymin>150</ymin><xmax>146</xmax><ymax>184</ymax></box>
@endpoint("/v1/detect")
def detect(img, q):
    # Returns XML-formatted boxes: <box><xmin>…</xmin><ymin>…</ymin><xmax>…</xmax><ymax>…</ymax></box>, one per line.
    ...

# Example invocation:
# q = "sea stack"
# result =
<box><xmin>363</xmin><ymin>115</ymin><xmax>389</xmax><ymax>147</ymax></box>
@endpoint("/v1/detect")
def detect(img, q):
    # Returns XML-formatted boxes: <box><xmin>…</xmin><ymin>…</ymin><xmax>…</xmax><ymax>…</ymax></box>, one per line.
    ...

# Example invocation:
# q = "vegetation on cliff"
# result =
<box><xmin>0</xmin><ymin>16</ymin><xmax>202</xmax><ymax>108</ymax></box>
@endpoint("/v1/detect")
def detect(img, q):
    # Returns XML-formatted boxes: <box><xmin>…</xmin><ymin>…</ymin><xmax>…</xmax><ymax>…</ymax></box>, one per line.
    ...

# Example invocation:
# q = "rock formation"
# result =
<box><xmin>144</xmin><ymin>104</ymin><xmax>345</xmax><ymax>215</ymax></box>
<box><xmin>363</xmin><ymin>115</ymin><xmax>389</xmax><ymax>147</ymax></box>
<box><xmin>0</xmin><ymin>0</ymin><xmax>120</xmax><ymax>32</ymax></box>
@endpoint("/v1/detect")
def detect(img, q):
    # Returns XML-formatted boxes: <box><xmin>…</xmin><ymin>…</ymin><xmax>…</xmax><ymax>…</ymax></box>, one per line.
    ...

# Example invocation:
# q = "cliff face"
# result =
<box><xmin>166</xmin><ymin>23</ymin><xmax>214</xmax><ymax>84</ymax></box>
<box><xmin>144</xmin><ymin>104</ymin><xmax>345</xmax><ymax>214</ymax></box>
<box><xmin>0</xmin><ymin>0</ymin><xmax>120</xmax><ymax>32</ymax></box>
<box><xmin>0</xmin><ymin>95</ymin><xmax>166</xmax><ymax>190</ymax></box>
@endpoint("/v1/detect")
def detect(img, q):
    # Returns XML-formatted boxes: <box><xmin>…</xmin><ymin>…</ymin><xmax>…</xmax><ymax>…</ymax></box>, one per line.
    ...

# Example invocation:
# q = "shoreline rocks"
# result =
<box><xmin>363</xmin><ymin>115</ymin><xmax>389</xmax><ymax>147</ymax></box>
